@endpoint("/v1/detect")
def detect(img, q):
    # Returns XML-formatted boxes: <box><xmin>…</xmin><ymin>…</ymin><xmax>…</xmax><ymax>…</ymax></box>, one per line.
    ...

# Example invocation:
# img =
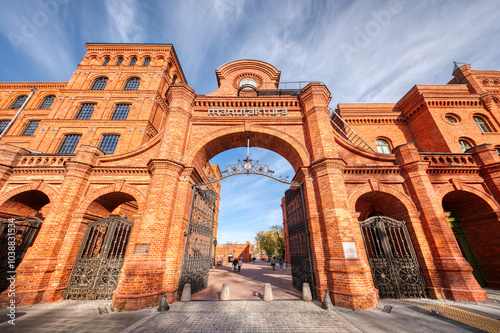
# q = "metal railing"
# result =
<box><xmin>329</xmin><ymin>107</ymin><xmax>374</xmax><ymax>152</ymax></box>
<box><xmin>256</xmin><ymin>81</ymin><xmax>324</xmax><ymax>96</ymax></box>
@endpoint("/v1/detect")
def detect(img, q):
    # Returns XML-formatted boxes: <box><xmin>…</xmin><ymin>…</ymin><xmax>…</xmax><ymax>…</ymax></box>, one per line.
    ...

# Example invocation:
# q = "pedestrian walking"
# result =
<box><xmin>238</xmin><ymin>258</ymin><xmax>242</xmax><ymax>272</ymax></box>
<box><xmin>270</xmin><ymin>258</ymin><xmax>276</xmax><ymax>271</ymax></box>
<box><xmin>232</xmin><ymin>258</ymin><xmax>238</xmax><ymax>272</ymax></box>
<box><xmin>252</xmin><ymin>257</ymin><xmax>256</xmax><ymax>264</ymax></box>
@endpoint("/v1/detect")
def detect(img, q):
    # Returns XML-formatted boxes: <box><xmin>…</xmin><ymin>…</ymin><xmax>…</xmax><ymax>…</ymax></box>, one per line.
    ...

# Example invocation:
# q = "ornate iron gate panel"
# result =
<box><xmin>284</xmin><ymin>186</ymin><xmax>315</xmax><ymax>298</ymax></box>
<box><xmin>64</xmin><ymin>216</ymin><xmax>133</xmax><ymax>300</ymax></box>
<box><xmin>0</xmin><ymin>216</ymin><xmax>42</xmax><ymax>293</ymax></box>
<box><xmin>179</xmin><ymin>187</ymin><xmax>218</xmax><ymax>295</ymax></box>
<box><xmin>360</xmin><ymin>216</ymin><xmax>427</xmax><ymax>298</ymax></box>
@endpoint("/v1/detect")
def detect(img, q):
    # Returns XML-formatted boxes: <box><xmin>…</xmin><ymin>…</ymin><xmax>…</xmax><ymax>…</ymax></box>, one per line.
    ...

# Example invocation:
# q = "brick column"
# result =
<box><xmin>393</xmin><ymin>143</ymin><xmax>488</xmax><ymax>302</ymax></box>
<box><xmin>113</xmin><ymin>84</ymin><xmax>196</xmax><ymax>310</ymax></box>
<box><xmin>3</xmin><ymin>145</ymin><xmax>103</xmax><ymax>306</ymax></box>
<box><xmin>299</xmin><ymin>84</ymin><xmax>378</xmax><ymax>309</ymax></box>
<box><xmin>0</xmin><ymin>144</ymin><xmax>30</xmax><ymax>191</ymax></box>
<box><xmin>469</xmin><ymin>143</ymin><xmax>500</xmax><ymax>199</ymax></box>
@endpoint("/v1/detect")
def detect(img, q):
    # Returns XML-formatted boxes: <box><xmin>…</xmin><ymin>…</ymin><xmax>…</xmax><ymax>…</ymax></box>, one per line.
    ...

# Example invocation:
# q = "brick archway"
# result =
<box><xmin>440</xmin><ymin>185</ymin><xmax>500</xmax><ymax>289</ymax></box>
<box><xmin>185</xmin><ymin>126</ymin><xmax>310</xmax><ymax>172</ymax></box>
<box><xmin>0</xmin><ymin>183</ymin><xmax>57</xmax><ymax>208</ymax></box>
<box><xmin>75</xmin><ymin>183</ymin><xmax>146</xmax><ymax>217</ymax></box>
<box><xmin>437</xmin><ymin>184</ymin><xmax>500</xmax><ymax>211</ymax></box>
<box><xmin>348</xmin><ymin>184</ymin><xmax>418</xmax><ymax>219</ymax></box>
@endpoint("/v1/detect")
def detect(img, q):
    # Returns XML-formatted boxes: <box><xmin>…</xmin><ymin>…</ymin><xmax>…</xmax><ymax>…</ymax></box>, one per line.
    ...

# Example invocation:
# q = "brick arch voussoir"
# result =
<box><xmin>75</xmin><ymin>183</ymin><xmax>146</xmax><ymax>216</ymax></box>
<box><xmin>437</xmin><ymin>184</ymin><xmax>500</xmax><ymax>212</ymax></box>
<box><xmin>185</xmin><ymin>125</ymin><xmax>310</xmax><ymax>169</ymax></box>
<box><xmin>0</xmin><ymin>183</ymin><xmax>57</xmax><ymax>207</ymax></box>
<box><xmin>348</xmin><ymin>184</ymin><xmax>418</xmax><ymax>216</ymax></box>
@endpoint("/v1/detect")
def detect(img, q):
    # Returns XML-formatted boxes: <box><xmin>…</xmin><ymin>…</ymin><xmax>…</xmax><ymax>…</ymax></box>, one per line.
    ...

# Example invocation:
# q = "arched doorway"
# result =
<box><xmin>0</xmin><ymin>190</ymin><xmax>50</xmax><ymax>293</ymax></box>
<box><xmin>355</xmin><ymin>191</ymin><xmax>427</xmax><ymax>298</ymax></box>
<box><xmin>180</xmin><ymin>137</ymin><xmax>314</xmax><ymax>298</ymax></box>
<box><xmin>64</xmin><ymin>192</ymin><xmax>138</xmax><ymax>300</ymax></box>
<box><xmin>442</xmin><ymin>190</ymin><xmax>500</xmax><ymax>289</ymax></box>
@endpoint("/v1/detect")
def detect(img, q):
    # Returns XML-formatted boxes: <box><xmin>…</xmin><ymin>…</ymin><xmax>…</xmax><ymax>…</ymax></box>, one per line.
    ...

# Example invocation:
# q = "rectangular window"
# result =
<box><xmin>75</xmin><ymin>104</ymin><xmax>95</xmax><ymax>120</ymax></box>
<box><xmin>111</xmin><ymin>104</ymin><xmax>130</xmax><ymax>120</ymax></box>
<box><xmin>21</xmin><ymin>120</ymin><xmax>40</xmax><ymax>136</ymax></box>
<box><xmin>0</xmin><ymin>120</ymin><xmax>10</xmax><ymax>134</ymax></box>
<box><xmin>57</xmin><ymin>134</ymin><xmax>81</xmax><ymax>154</ymax></box>
<box><xmin>99</xmin><ymin>135</ymin><xmax>119</xmax><ymax>155</ymax></box>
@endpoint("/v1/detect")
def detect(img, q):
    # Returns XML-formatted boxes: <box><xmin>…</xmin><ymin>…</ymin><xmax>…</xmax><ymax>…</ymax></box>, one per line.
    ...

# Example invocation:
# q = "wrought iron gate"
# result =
<box><xmin>284</xmin><ymin>186</ymin><xmax>315</xmax><ymax>298</ymax></box>
<box><xmin>0</xmin><ymin>216</ymin><xmax>42</xmax><ymax>292</ymax></box>
<box><xmin>359</xmin><ymin>216</ymin><xmax>427</xmax><ymax>298</ymax></box>
<box><xmin>64</xmin><ymin>216</ymin><xmax>133</xmax><ymax>300</ymax></box>
<box><xmin>179</xmin><ymin>187</ymin><xmax>218</xmax><ymax>295</ymax></box>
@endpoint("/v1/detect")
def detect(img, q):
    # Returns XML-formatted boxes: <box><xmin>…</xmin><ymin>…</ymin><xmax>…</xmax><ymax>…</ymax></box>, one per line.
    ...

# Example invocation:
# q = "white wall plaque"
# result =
<box><xmin>342</xmin><ymin>242</ymin><xmax>358</xmax><ymax>259</ymax></box>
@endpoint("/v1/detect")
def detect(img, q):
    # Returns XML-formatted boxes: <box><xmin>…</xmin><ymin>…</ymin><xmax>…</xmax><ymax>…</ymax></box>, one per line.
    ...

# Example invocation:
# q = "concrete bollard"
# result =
<box><xmin>263</xmin><ymin>283</ymin><xmax>273</xmax><ymax>301</ymax></box>
<box><xmin>322</xmin><ymin>291</ymin><xmax>333</xmax><ymax>311</ymax></box>
<box><xmin>302</xmin><ymin>283</ymin><xmax>312</xmax><ymax>302</ymax></box>
<box><xmin>220</xmin><ymin>283</ymin><xmax>230</xmax><ymax>301</ymax></box>
<box><xmin>180</xmin><ymin>283</ymin><xmax>191</xmax><ymax>302</ymax></box>
<box><xmin>157</xmin><ymin>292</ymin><xmax>170</xmax><ymax>312</ymax></box>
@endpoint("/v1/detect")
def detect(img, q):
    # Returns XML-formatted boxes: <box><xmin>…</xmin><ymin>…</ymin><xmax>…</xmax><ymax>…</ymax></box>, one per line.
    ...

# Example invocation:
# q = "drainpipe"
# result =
<box><xmin>0</xmin><ymin>86</ymin><xmax>37</xmax><ymax>140</ymax></box>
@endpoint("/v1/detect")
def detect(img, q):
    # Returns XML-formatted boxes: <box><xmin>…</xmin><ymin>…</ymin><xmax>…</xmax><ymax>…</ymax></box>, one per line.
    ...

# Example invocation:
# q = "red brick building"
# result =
<box><xmin>0</xmin><ymin>43</ymin><xmax>498</xmax><ymax>310</ymax></box>
<box><xmin>215</xmin><ymin>241</ymin><xmax>254</xmax><ymax>264</ymax></box>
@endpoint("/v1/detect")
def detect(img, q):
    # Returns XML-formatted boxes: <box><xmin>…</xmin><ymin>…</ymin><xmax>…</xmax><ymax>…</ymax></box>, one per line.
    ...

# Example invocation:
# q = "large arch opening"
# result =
<box><xmin>0</xmin><ymin>190</ymin><xmax>51</xmax><ymax>219</ymax></box>
<box><xmin>64</xmin><ymin>191</ymin><xmax>139</xmax><ymax>300</ymax></box>
<box><xmin>443</xmin><ymin>190</ymin><xmax>500</xmax><ymax>289</ymax></box>
<box><xmin>0</xmin><ymin>190</ymin><xmax>51</xmax><ymax>292</ymax></box>
<box><xmin>355</xmin><ymin>191</ymin><xmax>428</xmax><ymax>299</ymax></box>
<box><xmin>183</xmin><ymin>142</ymin><xmax>309</xmax><ymax>301</ymax></box>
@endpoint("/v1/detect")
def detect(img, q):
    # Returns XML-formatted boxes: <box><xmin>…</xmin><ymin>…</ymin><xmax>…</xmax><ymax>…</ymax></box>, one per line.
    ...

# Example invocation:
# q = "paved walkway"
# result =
<box><xmin>192</xmin><ymin>260</ymin><xmax>301</xmax><ymax>300</ymax></box>
<box><xmin>1</xmin><ymin>266</ymin><xmax>499</xmax><ymax>333</ymax></box>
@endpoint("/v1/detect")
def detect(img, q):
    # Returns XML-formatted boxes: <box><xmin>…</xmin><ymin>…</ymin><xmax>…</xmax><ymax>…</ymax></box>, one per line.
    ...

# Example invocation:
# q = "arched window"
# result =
<box><xmin>39</xmin><ymin>95</ymin><xmax>55</xmax><ymax>109</ymax></box>
<box><xmin>10</xmin><ymin>95</ymin><xmax>28</xmax><ymax>109</ymax></box>
<box><xmin>473</xmin><ymin>116</ymin><xmax>492</xmax><ymax>133</ymax></box>
<box><xmin>142</xmin><ymin>57</ymin><xmax>151</xmax><ymax>66</ymax></box>
<box><xmin>459</xmin><ymin>139</ymin><xmax>473</xmax><ymax>152</ymax></box>
<box><xmin>91</xmin><ymin>77</ymin><xmax>108</xmax><ymax>90</ymax></box>
<box><xmin>115</xmin><ymin>57</ymin><xmax>123</xmax><ymax>66</ymax></box>
<box><xmin>124</xmin><ymin>77</ymin><xmax>140</xmax><ymax>91</ymax></box>
<box><xmin>129</xmin><ymin>57</ymin><xmax>137</xmax><ymax>66</ymax></box>
<box><xmin>375</xmin><ymin>139</ymin><xmax>391</xmax><ymax>154</ymax></box>
<box><xmin>102</xmin><ymin>57</ymin><xmax>110</xmax><ymax>65</ymax></box>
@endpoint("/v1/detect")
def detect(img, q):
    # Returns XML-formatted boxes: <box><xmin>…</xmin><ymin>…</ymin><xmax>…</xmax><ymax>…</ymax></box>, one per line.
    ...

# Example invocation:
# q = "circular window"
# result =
<box><xmin>444</xmin><ymin>114</ymin><xmax>459</xmax><ymax>124</ymax></box>
<box><xmin>239</xmin><ymin>78</ymin><xmax>257</xmax><ymax>88</ymax></box>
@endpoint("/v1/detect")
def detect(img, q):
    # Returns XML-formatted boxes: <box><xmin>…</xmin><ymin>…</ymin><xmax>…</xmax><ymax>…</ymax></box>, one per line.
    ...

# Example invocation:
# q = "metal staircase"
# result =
<box><xmin>329</xmin><ymin>107</ymin><xmax>374</xmax><ymax>152</ymax></box>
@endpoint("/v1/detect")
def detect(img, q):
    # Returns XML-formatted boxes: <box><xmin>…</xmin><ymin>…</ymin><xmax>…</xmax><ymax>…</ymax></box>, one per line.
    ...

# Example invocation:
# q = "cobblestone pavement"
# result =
<box><xmin>192</xmin><ymin>260</ymin><xmax>301</xmax><ymax>300</ymax></box>
<box><xmin>122</xmin><ymin>300</ymin><xmax>359</xmax><ymax>333</ymax></box>
<box><xmin>1</xmin><ymin>289</ymin><xmax>499</xmax><ymax>333</ymax></box>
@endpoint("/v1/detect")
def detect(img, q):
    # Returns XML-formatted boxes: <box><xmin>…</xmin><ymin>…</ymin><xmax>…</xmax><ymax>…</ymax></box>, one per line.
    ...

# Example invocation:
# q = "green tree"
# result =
<box><xmin>255</xmin><ymin>230</ymin><xmax>277</xmax><ymax>258</ymax></box>
<box><xmin>271</xmin><ymin>225</ymin><xmax>285</xmax><ymax>259</ymax></box>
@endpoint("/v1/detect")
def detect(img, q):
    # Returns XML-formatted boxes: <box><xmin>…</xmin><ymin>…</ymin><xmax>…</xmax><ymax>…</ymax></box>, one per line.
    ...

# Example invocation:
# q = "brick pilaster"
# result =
<box><xmin>470</xmin><ymin>144</ymin><xmax>500</xmax><ymax>199</ymax></box>
<box><xmin>0</xmin><ymin>144</ymin><xmax>30</xmax><ymax>191</ymax></box>
<box><xmin>393</xmin><ymin>143</ymin><xmax>488</xmax><ymax>302</ymax></box>
<box><xmin>299</xmin><ymin>84</ymin><xmax>378</xmax><ymax>309</ymax></box>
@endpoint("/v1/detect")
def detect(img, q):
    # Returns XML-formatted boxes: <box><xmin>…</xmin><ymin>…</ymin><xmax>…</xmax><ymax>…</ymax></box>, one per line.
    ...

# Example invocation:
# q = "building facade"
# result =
<box><xmin>215</xmin><ymin>241</ymin><xmax>254</xmax><ymax>264</ymax></box>
<box><xmin>0</xmin><ymin>43</ymin><xmax>498</xmax><ymax>311</ymax></box>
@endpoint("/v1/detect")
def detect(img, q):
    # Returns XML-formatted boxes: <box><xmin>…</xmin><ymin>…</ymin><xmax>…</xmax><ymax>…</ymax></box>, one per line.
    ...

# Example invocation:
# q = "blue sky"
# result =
<box><xmin>0</xmin><ymin>0</ymin><xmax>499</xmax><ymax>244</ymax></box>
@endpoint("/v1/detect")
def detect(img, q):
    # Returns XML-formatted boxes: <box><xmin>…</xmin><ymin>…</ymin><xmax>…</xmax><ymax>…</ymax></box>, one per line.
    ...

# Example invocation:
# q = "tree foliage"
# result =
<box><xmin>255</xmin><ymin>225</ymin><xmax>285</xmax><ymax>258</ymax></box>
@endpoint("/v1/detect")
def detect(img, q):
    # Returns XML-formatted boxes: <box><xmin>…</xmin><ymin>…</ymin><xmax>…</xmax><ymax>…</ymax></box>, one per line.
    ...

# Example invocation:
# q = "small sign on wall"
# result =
<box><xmin>133</xmin><ymin>243</ymin><xmax>150</xmax><ymax>255</ymax></box>
<box><xmin>342</xmin><ymin>242</ymin><xmax>358</xmax><ymax>259</ymax></box>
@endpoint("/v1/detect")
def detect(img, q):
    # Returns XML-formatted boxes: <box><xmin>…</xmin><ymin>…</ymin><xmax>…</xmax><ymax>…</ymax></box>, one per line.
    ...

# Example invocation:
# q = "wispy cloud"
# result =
<box><xmin>104</xmin><ymin>0</ymin><xmax>145</xmax><ymax>42</ymax></box>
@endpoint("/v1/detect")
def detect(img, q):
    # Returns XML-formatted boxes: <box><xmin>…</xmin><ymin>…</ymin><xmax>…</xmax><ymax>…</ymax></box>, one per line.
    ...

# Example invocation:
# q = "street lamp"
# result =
<box><xmin>213</xmin><ymin>238</ymin><xmax>218</xmax><ymax>268</ymax></box>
